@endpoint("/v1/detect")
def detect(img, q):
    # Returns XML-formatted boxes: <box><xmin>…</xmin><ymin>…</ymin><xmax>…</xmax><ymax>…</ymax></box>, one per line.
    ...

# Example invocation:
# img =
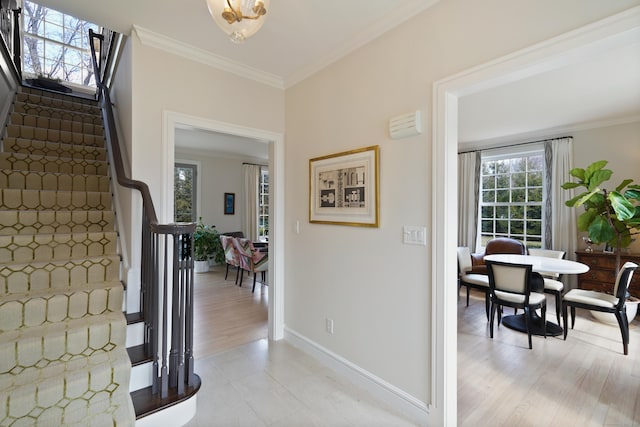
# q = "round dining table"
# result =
<box><xmin>483</xmin><ymin>254</ymin><xmax>589</xmax><ymax>336</ymax></box>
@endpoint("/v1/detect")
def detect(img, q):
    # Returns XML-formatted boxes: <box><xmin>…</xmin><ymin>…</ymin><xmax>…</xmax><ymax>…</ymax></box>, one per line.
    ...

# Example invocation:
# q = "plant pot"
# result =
<box><xmin>590</xmin><ymin>296</ymin><xmax>639</xmax><ymax>325</ymax></box>
<box><xmin>194</xmin><ymin>260</ymin><xmax>210</xmax><ymax>273</ymax></box>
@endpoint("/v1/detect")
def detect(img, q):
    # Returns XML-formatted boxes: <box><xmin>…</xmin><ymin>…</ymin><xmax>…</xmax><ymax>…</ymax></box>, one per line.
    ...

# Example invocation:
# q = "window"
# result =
<box><xmin>258</xmin><ymin>168</ymin><xmax>269</xmax><ymax>242</ymax></box>
<box><xmin>174</xmin><ymin>163</ymin><xmax>197</xmax><ymax>223</ymax></box>
<box><xmin>478</xmin><ymin>151</ymin><xmax>544</xmax><ymax>249</ymax></box>
<box><xmin>22</xmin><ymin>1</ymin><xmax>99</xmax><ymax>86</ymax></box>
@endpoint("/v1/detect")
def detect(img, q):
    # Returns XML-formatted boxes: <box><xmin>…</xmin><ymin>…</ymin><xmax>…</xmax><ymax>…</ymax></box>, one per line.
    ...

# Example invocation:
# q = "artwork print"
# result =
<box><xmin>309</xmin><ymin>146</ymin><xmax>379</xmax><ymax>227</ymax></box>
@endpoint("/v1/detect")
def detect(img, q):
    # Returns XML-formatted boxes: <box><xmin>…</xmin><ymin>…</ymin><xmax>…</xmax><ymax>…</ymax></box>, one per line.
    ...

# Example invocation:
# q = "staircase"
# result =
<box><xmin>0</xmin><ymin>86</ymin><xmax>136</xmax><ymax>426</ymax></box>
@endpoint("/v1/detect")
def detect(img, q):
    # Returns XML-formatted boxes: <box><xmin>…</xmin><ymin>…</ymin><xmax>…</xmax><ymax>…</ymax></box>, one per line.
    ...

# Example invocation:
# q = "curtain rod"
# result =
<box><xmin>242</xmin><ymin>162</ymin><xmax>267</xmax><ymax>167</ymax></box>
<box><xmin>458</xmin><ymin>136</ymin><xmax>572</xmax><ymax>155</ymax></box>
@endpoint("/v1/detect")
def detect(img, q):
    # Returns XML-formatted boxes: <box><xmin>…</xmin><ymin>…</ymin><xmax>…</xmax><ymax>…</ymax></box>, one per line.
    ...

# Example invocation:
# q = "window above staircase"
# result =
<box><xmin>22</xmin><ymin>1</ymin><xmax>99</xmax><ymax>91</ymax></box>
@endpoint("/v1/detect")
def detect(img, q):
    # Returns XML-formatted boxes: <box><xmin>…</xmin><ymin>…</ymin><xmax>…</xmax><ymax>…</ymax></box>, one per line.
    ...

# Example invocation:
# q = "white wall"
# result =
<box><xmin>284</xmin><ymin>0</ymin><xmax>640</xmax><ymax>415</ymax></box>
<box><xmin>573</xmin><ymin>121</ymin><xmax>640</xmax><ymax>253</ymax></box>
<box><xmin>109</xmin><ymin>36</ymin><xmax>138</xmax><ymax>310</ymax></box>
<box><xmin>129</xmin><ymin>34</ymin><xmax>284</xmax><ymax>223</ymax></box>
<box><xmin>118</xmin><ymin>34</ymin><xmax>284</xmax><ymax>293</ymax></box>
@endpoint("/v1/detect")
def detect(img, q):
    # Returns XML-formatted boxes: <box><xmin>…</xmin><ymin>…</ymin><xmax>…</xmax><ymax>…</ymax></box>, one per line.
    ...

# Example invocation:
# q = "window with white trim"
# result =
<box><xmin>22</xmin><ymin>1</ymin><xmax>99</xmax><ymax>87</ymax></box>
<box><xmin>478</xmin><ymin>150</ymin><xmax>545</xmax><ymax>249</ymax></box>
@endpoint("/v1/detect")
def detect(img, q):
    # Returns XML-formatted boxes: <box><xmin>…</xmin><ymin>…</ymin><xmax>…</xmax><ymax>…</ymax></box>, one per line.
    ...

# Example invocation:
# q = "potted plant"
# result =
<box><xmin>193</xmin><ymin>218</ymin><xmax>223</xmax><ymax>272</ymax></box>
<box><xmin>562</xmin><ymin>160</ymin><xmax>640</xmax><ymax>272</ymax></box>
<box><xmin>562</xmin><ymin>160</ymin><xmax>640</xmax><ymax>321</ymax></box>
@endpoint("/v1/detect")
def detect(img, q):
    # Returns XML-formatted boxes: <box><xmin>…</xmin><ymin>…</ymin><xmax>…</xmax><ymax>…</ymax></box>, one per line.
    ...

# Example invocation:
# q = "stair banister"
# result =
<box><xmin>88</xmin><ymin>28</ymin><xmax>197</xmax><ymax>400</ymax></box>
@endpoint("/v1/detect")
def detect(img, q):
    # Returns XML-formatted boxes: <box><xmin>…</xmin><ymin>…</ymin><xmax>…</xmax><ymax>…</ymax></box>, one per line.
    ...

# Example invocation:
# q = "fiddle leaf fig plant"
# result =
<box><xmin>562</xmin><ymin>160</ymin><xmax>640</xmax><ymax>273</ymax></box>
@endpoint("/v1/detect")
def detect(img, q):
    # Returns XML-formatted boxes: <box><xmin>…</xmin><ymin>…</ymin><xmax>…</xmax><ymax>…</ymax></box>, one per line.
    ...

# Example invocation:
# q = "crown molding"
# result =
<box><xmin>132</xmin><ymin>25</ymin><xmax>284</xmax><ymax>90</ymax></box>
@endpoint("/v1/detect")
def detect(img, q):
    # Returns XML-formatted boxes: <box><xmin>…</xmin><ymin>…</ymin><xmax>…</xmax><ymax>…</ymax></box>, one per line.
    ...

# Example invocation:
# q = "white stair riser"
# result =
<box><xmin>129</xmin><ymin>361</ymin><xmax>153</xmax><ymax>392</ymax></box>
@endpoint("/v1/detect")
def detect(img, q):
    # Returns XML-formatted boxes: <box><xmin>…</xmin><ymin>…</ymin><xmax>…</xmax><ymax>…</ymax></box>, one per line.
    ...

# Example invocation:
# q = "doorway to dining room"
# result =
<box><xmin>433</xmin><ymin>9</ymin><xmax>640</xmax><ymax>423</ymax></box>
<box><xmin>163</xmin><ymin>111</ymin><xmax>285</xmax><ymax>358</ymax></box>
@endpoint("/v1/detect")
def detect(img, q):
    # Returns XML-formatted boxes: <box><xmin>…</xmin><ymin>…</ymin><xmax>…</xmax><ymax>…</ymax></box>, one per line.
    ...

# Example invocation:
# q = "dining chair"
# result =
<box><xmin>562</xmin><ymin>261</ymin><xmax>638</xmax><ymax>355</ymax></box>
<box><xmin>457</xmin><ymin>247</ymin><xmax>490</xmax><ymax>320</ymax></box>
<box><xmin>486</xmin><ymin>260</ymin><xmax>546</xmax><ymax>349</ymax></box>
<box><xmin>527</xmin><ymin>248</ymin><xmax>566</xmax><ymax>322</ymax></box>
<box><xmin>220</xmin><ymin>235</ymin><xmax>241</xmax><ymax>283</ymax></box>
<box><xmin>233</xmin><ymin>237</ymin><xmax>269</xmax><ymax>293</ymax></box>
<box><xmin>471</xmin><ymin>237</ymin><xmax>527</xmax><ymax>275</ymax></box>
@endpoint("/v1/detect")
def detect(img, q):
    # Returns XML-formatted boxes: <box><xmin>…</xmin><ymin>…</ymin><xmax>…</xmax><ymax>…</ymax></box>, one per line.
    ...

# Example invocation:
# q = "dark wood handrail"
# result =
<box><xmin>11</xmin><ymin>7</ymin><xmax>20</xmax><ymax>78</ymax></box>
<box><xmin>89</xmin><ymin>28</ymin><xmax>197</xmax><ymax>399</ymax></box>
<box><xmin>89</xmin><ymin>29</ymin><xmax>193</xmax><ymax>235</ymax></box>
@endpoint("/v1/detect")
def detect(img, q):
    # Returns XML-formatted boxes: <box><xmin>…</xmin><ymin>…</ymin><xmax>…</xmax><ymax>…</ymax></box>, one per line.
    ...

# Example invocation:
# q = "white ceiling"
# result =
<box><xmin>35</xmin><ymin>1</ymin><xmax>640</xmax><ymax>151</ymax></box>
<box><xmin>175</xmin><ymin>127</ymin><xmax>269</xmax><ymax>160</ymax></box>
<box><xmin>458</xmin><ymin>37</ymin><xmax>640</xmax><ymax>150</ymax></box>
<box><xmin>36</xmin><ymin>0</ymin><xmax>439</xmax><ymax>87</ymax></box>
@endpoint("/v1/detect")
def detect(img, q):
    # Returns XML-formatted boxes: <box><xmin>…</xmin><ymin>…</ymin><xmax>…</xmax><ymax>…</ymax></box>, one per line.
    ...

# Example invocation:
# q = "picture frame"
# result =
<box><xmin>603</xmin><ymin>243</ymin><xmax>614</xmax><ymax>254</ymax></box>
<box><xmin>224</xmin><ymin>192</ymin><xmax>235</xmax><ymax>215</ymax></box>
<box><xmin>309</xmin><ymin>145</ymin><xmax>379</xmax><ymax>227</ymax></box>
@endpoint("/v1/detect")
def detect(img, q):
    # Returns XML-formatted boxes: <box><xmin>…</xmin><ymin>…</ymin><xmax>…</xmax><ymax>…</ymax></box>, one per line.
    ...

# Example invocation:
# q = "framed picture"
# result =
<box><xmin>309</xmin><ymin>145</ymin><xmax>379</xmax><ymax>227</ymax></box>
<box><xmin>603</xmin><ymin>243</ymin><xmax>614</xmax><ymax>254</ymax></box>
<box><xmin>224</xmin><ymin>192</ymin><xmax>235</xmax><ymax>215</ymax></box>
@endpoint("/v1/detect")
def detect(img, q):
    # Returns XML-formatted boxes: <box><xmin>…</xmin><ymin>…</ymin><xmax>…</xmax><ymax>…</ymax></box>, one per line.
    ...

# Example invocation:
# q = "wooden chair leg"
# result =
<box><xmin>524</xmin><ymin>307</ymin><xmax>532</xmax><ymax>349</ymax></box>
<box><xmin>544</xmin><ymin>305</ymin><xmax>548</xmax><ymax>338</ymax></box>
<box><xmin>614</xmin><ymin>310</ymin><xmax>629</xmax><ymax>355</ymax></box>
<box><xmin>489</xmin><ymin>302</ymin><xmax>496</xmax><ymax>338</ymax></box>
<box><xmin>484</xmin><ymin>291</ymin><xmax>490</xmax><ymax>321</ymax></box>
<box><xmin>224</xmin><ymin>264</ymin><xmax>230</xmax><ymax>280</ymax></box>
<box><xmin>554</xmin><ymin>292</ymin><xmax>562</xmax><ymax>323</ymax></box>
<box><xmin>562</xmin><ymin>302</ymin><xmax>569</xmax><ymax>340</ymax></box>
<box><xmin>237</xmin><ymin>269</ymin><xmax>244</xmax><ymax>286</ymax></box>
<box><xmin>252</xmin><ymin>273</ymin><xmax>257</xmax><ymax>293</ymax></box>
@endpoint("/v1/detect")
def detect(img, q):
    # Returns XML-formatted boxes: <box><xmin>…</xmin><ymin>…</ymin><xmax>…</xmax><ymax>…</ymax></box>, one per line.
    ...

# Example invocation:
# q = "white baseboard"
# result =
<box><xmin>284</xmin><ymin>327</ymin><xmax>429</xmax><ymax>426</ymax></box>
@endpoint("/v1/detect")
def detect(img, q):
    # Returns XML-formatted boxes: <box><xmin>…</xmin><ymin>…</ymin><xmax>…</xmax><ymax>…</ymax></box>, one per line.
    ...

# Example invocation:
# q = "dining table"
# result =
<box><xmin>484</xmin><ymin>254</ymin><xmax>590</xmax><ymax>336</ymax></box>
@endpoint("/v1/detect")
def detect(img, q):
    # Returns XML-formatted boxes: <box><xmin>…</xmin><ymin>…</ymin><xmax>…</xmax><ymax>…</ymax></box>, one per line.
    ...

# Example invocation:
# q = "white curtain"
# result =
<box><xmin>242</xmin><ymin>164</ymin><xmax>261</xmax><ymax>241</ymax></box>
<box><xmin>458</xmin><ymin>151</ymin><xmax>480</xmax><ymax>251</ymax></box>
<box><xmin>545</xmin><ymin>137</ymin><xmax>577</xmax><ymax>288</ymax></box>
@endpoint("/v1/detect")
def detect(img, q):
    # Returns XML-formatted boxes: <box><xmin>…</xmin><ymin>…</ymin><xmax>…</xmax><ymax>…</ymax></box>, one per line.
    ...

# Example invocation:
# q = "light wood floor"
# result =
<box><xmin>192</xmin><ymin>264</ymin><xmax>268</xmax><ymax>359</ymax></box>
<box><xmin>458</xmin><ymin>288</ymin><xmax>640</xmax><ymax>426</ymax></box>
<box><xmin>187</xmin><ymin>266</ymin><xmax>416</xmax><ymax>426</ymax></box>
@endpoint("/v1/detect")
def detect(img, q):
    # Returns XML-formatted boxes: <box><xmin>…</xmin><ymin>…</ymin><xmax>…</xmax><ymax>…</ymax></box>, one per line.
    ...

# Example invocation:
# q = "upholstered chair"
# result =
<box><xmin>562</xmin><ymin>262</ymin><xmax>638</xmax><ymax>355</ymax></box>
<box><xmin>233</xmin><ymin>238</ymin><xmax>269</xmax><ymax>293</ymax></box>
<box><xmin>457</xmin><ymin>247</ymin><xmax>491</xmax><ymax>320</ymax></box>
<box><xmin>220</xmin><ymin>235</ymin><xmax>241</xmax><ymax>283</ymax></box>
<box><xmin>471</xmin><ymin>238</ymin><xmax>527</xmax><ymax>275</ymax></box>
<box><xmin>487</xmin><ymin>260</ymin><xmax>547</xmax><ymax>349</ymax></box>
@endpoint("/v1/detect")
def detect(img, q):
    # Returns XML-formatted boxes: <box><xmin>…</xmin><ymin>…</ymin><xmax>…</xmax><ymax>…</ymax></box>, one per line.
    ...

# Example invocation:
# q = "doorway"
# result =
<box><xmin>432</xmin><ymin>9</ymin><xmax>640</xmax><ymax>425</ymax></box>
<box><xmin>162</xmin><ymin>111</ymin><xmax>285</xmax><ymax>348</ymax></box>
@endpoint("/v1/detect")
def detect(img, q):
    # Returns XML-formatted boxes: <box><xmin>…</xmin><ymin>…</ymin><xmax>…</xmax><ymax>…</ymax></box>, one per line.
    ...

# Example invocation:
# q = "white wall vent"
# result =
<box><xmin>389</xmin><ymin>110</ymin><xmax>422</xmax><ymax>139</ymax></box>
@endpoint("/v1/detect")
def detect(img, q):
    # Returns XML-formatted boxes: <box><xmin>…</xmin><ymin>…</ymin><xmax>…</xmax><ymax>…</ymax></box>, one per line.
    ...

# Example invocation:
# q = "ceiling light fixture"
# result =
<box><xmin>206</xmin><ymin>0</ymin><xmax>269</xmax><ymax>44</ymax></box>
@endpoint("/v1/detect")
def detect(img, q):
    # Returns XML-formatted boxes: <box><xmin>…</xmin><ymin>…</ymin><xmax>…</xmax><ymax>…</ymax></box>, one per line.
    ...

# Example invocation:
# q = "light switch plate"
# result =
<box><xmin>403</xmin><ymin>226</ymin><xmax>427</xmax><ymax>246</ymax></box>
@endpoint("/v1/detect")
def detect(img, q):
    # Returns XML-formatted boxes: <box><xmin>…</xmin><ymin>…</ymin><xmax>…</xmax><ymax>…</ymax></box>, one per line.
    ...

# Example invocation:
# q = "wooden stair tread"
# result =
<box><xmin>131</xmin><ymin>374</ymin><xmax>201</xmax><ymax>419</ymax></box>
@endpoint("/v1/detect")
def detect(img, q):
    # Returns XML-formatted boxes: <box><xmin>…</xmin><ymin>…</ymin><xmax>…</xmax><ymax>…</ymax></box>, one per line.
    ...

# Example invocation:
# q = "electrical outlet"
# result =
<box><xmin>325</xmin><ymin>318</ymin><xmax>334</xmax><ymax>334</ymax></box>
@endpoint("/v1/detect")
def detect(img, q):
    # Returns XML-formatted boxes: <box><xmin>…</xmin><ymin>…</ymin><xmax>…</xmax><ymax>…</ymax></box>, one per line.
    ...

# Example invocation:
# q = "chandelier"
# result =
<box><xmin>206</xmin><ymin>0</ymin><xmax>269</xmax><ymax>44</ymax></box>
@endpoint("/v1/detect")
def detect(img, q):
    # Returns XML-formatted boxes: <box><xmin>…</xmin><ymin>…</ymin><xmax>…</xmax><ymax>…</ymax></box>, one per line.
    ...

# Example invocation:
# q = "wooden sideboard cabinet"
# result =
<box><xmin>575</xmin><ymin>251</ymin><xmax>640</xmax><ymax>296</ymax></box>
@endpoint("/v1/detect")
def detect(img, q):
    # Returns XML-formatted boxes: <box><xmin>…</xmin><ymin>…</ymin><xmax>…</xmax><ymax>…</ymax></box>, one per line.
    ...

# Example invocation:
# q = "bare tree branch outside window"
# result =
<box><xmin>22</xmin><ymin>1</ymin><xmax>99</xmax><ymax>86</ymax></box>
